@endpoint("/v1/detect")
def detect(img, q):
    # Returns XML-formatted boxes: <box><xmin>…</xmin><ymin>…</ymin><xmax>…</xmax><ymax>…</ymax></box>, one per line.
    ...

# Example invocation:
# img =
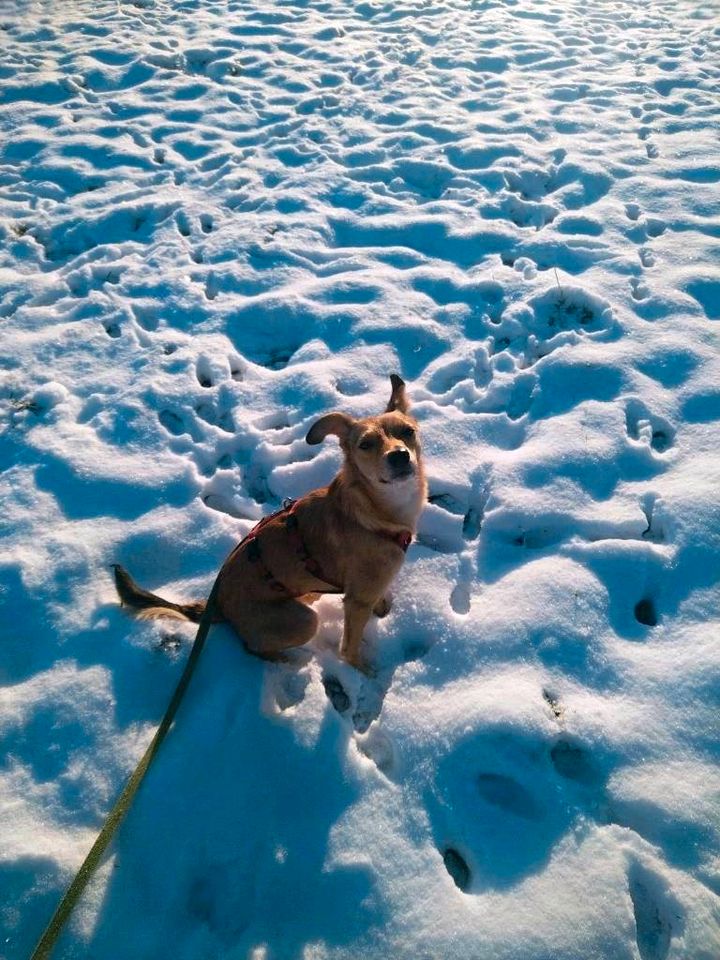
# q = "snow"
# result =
<box><xmin>1</xmin><ymin>0</ymin><xmax>719</xmax><ymax>957</ymax></box>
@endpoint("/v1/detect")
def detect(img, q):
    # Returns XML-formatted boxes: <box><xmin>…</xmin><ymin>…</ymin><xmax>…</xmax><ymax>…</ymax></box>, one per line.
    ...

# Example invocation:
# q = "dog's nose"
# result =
<box><xmin>388</xmin><ymin>448</ymin><xmax>410</xmax><ymax>471</ymax></box>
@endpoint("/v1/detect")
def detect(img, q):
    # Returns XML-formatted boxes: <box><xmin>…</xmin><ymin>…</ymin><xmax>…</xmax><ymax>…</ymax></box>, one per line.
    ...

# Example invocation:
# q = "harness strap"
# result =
<box><xmin>244</xmin><ymin>498</ymin><xmax>412</xmax><ymax>594</ymax></box>
<box><xmin>284</xmin><ymin>504</ymin><xmax>342</xmax><ymax>591</ymax></box>
<box><xmin>241</xmin><ymin>497</ymin><xmax>342</xmax><ymax>594</ymax></box>
<box><xmin>380</xmin><ymin>529</ymin><xmax>412</xmax><ymax>552</ymax></box>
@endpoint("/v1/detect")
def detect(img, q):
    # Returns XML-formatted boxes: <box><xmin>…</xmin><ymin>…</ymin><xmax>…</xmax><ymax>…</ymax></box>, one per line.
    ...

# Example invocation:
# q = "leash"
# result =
<box><xmin>31</xmin><ymin>502</ymin><xmax>412</xmax><ymax>957</ymax></box>
<box><xmin>30</xmin><ymin>576</ymin><xmax>221</xmax><ymax>960</ymax></box>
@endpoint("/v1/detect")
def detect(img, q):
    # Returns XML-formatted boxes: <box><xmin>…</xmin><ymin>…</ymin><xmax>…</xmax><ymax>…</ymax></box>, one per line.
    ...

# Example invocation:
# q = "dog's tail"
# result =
<box><xmin>112</xmin><ymin>564</ymin><xmax>208</xmax><ymax>624</ymax></box>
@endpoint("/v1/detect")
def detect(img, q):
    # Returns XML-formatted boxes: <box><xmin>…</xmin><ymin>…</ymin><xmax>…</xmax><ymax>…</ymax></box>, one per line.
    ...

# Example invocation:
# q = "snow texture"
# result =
<box><xmin>1</xmin><ymin>0</ymin><xmax>720</xmax><ymax>958</ymax></box>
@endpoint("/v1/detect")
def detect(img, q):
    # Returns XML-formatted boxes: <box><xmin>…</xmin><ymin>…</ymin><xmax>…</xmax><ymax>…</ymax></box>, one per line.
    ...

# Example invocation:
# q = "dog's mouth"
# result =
<box><xmin>379</xmin><ymin>467</ymin><xmax>415</xmax><ymax>484</ymax></box>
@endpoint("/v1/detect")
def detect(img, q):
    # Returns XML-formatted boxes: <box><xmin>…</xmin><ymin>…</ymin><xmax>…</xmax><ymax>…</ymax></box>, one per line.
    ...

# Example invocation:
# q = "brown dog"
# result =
<box><xmin>114</xmin><ymin>374</ymin><xmax>426</xmax><ymax>673</ymax></box>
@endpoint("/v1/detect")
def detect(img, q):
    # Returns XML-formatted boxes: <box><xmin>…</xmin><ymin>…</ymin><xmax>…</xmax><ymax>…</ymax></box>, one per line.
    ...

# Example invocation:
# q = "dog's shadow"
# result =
<box><xmin>82</xmin><ymin>624</ymin><xmax>388</xmax><ymax>959</ymax></box>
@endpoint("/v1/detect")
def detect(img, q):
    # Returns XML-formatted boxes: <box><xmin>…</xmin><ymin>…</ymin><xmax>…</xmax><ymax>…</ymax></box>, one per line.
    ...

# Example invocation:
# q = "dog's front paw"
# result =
<box><xmin>373</xmin><ymin>595</ymin><xmax>392</xmax><ymax>618</ymax></box>
<box><xmin>341</xmin><ymin>650</ymin><xmax>377</xmax><ymax>678</ymax></box>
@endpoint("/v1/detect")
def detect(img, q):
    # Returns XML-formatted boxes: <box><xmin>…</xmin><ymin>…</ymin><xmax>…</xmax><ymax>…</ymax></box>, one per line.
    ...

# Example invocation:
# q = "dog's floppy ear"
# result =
<box><xmin>306</xmin><ymin>412</ymin><xmax>355</xmax><ymax>445</ymax></box>
<box><xmin>385</xmin><ymin>373</ymin><xmax>409</xmax><ymax>414</ymax></box>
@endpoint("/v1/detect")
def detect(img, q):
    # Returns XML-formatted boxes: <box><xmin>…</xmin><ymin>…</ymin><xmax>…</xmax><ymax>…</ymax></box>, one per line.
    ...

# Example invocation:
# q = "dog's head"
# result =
<box><xmin>306</xmin><ymin>374</ymin><xmax>422</xmax><ymax>489</ymax></box>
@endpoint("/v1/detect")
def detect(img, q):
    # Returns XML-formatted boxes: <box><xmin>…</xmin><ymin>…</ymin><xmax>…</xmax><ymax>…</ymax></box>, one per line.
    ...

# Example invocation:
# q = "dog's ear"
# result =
<box><xmin>385</xmin><ymin>373</ymin><xmax>409</xmax><ymax>414</ymax></box>
<box><xmin>306</xmin><ymin>412</ymin><xmax>355</xmax><ymax>445</ymax></box>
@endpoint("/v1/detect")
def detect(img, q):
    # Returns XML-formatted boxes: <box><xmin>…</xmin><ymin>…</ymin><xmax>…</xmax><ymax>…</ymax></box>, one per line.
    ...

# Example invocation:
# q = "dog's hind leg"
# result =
<box><xmin>221</xmin><ymin>596</ymin><xmax>319</xmax><ymax>660</ymax></box>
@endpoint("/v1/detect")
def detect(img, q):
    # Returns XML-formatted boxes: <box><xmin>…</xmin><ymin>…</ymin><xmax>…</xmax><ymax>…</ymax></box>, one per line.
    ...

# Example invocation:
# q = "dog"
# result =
<box><xmin>114</xmin><ymin>374</ymin><xmax>426</xmax><ymax>674</ymax></box>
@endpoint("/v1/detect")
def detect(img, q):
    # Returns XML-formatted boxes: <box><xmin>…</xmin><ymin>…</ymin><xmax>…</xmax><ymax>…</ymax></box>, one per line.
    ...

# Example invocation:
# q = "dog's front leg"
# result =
<box><xmin>341</xmin><ymin>594</ymin><xmax>375</xmax><ymax>673</ymax></box>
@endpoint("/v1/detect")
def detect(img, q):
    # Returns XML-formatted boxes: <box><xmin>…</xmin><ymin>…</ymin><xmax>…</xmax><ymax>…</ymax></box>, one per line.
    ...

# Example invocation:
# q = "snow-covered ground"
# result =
<box><xmin>2</xmin><ymin>0</ymin><xmax>720</xmax><ymax>957</ymax></box>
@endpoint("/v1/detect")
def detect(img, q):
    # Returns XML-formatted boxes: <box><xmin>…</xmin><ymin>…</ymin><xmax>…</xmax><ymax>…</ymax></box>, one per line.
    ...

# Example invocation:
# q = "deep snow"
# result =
<box><xmin>1</xmin><ymin>0</ymin><xmax>719</xmax><ymax>958</ymax></box>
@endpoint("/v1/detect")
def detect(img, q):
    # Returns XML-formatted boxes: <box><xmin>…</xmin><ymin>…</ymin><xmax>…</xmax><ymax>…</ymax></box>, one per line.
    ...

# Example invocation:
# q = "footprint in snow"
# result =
<box><xmin>550</xmin><ymin>738</ymin><xmax>602</xmax><ymax>786</ymax></box>
<box><xmin>322</xmin><ymin>673</ymin><xmax>350</xmax><ymax>714</ymax></box>
<box><xmin>205</xmin><ymin>271</ymin><xmax>219</xmax><ymax>300</ymax></box>
<box><xmin>352</xmin><ymin>679</ymin><xmax>386</xmax><ymax>734</ymax></box>
<box><xmin>195</xmin><ymin>356</ymin><xmax>215</xmax><ymax>388</ymax></box>
<box><xmin>639</xmin><ymin>247</ymin><xmax>656</xmax><ymax>268</ymax></box>
<box><xmin>322</xmin><ymin>671</ymin><xmax>387</xmax><ymax>733</ymax></box>
<box><xmin>640</xmin><ymin>495</ymin><xmax>666</xmax><ymax>544</ymax></box>
<box><xmin>449</xmin><ymin>582</ymin><xmax>470</xmax><ymax>615</ymax></box>
<box><xmin>176</xmin><ymin>211</ymin><xmax>191</xmax><ymax>237</ymax></box>
<box><xmin>159</xmin><ymin>409</ymin><xmax>188</xmax><ymax>436</ymax></box>
<box><xmin>634</xmin><ymin>597</ymin><xmax>658</xmax><ymax>628</ymax></box>
<box><xmin>476</xmin><ymin>772</ymin><xmax>542</xmax><ymax>820</ymax></box>
<box><xmin>356</xmin><ymin>725</ymin><xmax>394</xmax><ymax>774</ymax></box>
<box><xmin>450</xmin><ymin>552</ymin><xmax>473</xmax><ymax>615</ymax></box>
<box><xmin>630</xmin><ymin>277</ymin><xmax>651</xmax><ymax>302</ymax></box>
<box><xmin>443</xmin><ymin>847</ymin><xmax>471</xmax><ymax>892</ymax></box>
<box><xmin>625</xmin><ymin>401</ymin><xmax>674</xmax><ymax>454</ymax></box>
<box><xmin>271</xmin><ymin>664</ymin><xmax>310</xmax><ymax>711</ymax></box>
<box><xmin>628</xmin><ymin>861</ymin><xmax>678</xmax><ymax>960</ymax></box>
<box><xmin>401</xmin><ymin>637</ymin><xmax>434</xmax><ymax>662</ymax></box>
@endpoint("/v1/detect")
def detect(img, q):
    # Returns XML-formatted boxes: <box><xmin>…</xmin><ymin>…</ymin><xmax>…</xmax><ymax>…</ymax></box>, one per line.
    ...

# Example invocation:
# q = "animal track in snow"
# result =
<box><xmin>352</xmin><ymin>678</ymin><xmax>387</xmax><ymax>734</ymax></box>
<box><xmin>644</xmin><ymin>217</ymin><xmax>666</xmax><ymax>239</ymax></box>
<box><xmin>550</xmin><ymin>739</ymin><xmax>602</xmax><ymax>787</ymax></box>
<box><xmin>684</xmin><ymin>278</ymin><xmax>720</xmax><ymax>321</ymax></box>
<box><xmin>103</xmin><ymin>318</ymin><xmax>121</xmax><ymax>338</ymax></box>
<box><xmin>194</xmin><ymin>401</ymin><xmax>235</xmax><ymax>433</ymax></box>
<box><xmin>356</xmin><ymin>726</ymin><xmax>395</xmax><ymax>774</ymax></box>
<box><xmin>442</xmin><ymin>848</ymin><xmax>471</xmax><ymax>892</ymax></box>
<box><xmin>195</xmin><ymin>356</ymin><xmax>216</xmax><ymax>388</ymax></box>
<box><xmin>462</xmin><ymin>507</ymin><xmax>482</xmax><ymax>540</ymax></box>
<box><xmin>476</xmin><ymin>772</ymin><xmax>542</xmax><ymax>821</ymax></box>
<box><xmin>322</xmin><ymin>673</ymin><xmax>350</xmax><ymax>714</ymax></box>
<box><xmin>625</xmin><ymin>400</ymin><xmax>674</xmax><ymax>454</ymax></box>
<box><xmin>176</xmin><ymin>211</ymin><xmax>191</xmax><ymax>237</ymax></box>
<box><xmin>449</xmin><ymin>582</ymin><xmax>470</xmax><ymax>615</ymax></box>
<box><xmin>158</xmin><ymin>409</ymin><xmax>188</xmax><ymax>437</ymax></box>
<box><xmin>204</xmin><ymin>271</ymin><xmax>219</xmax><ymax>301</ymax></box>
<box><xmin>401</xmin><ymin>638</ymin><xmax>434</xmax><ymax>663</ymax></box>
<box><xmin>639</xmin><ymin>247</ymin><xmax>656</xmax><ymax>268</ymax></box>
<box><xmin>630</xmin><ymin>277</ymin><xmax>651</xmax><ymax>302</ymax></box>
<box><xmin>503</xmin><ymin>285</ymin><xmax>614</xmax><ymax>365</ymax></box>
<box><xmin>321</xmin><ymin>671</ymin><xmax>387</xmax><ymax>734</ymax></box>
<box><xmin>628</xmin><ymin>862</ymin><xmax>675</xmax><ymax>960</ymax></box>
<box><xmin>271</xmin><ymin>665</ymin><xmax>310</xmax><ymax>712</ymax></box>
<box><xmin>449</xmin><ymin>554</ymin><xmax>473</xmax><ymax>615</ymax></box>
<box><xmin>634</xmin><ymin>597</ymin><xmax>658</xmax><ymax>628</ymax></box>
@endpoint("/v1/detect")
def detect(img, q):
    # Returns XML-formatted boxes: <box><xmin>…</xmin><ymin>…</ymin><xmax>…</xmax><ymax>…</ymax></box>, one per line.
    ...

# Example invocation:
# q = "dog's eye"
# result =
<box><xmin>358</xmin><ymin>437</ymin><xmax>374</xmax><ymax>451</ymax></box>
<box><xmin>399</xmin><ymin>426</ymin><xmax>415</xmax><ymax>442</ymax></box>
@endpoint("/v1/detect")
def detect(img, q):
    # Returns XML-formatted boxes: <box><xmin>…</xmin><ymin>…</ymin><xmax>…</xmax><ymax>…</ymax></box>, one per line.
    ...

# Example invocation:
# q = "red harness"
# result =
<box><xmin>240</xmin><ymin>497</ymin><xmax>412</xmax><ymax>597</ymax></box>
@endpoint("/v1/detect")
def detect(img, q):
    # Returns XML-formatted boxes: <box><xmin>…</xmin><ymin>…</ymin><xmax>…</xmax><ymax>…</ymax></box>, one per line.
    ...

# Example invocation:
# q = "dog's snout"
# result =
<box><xmin>388</xmin><ymin>448</ymin><xmax>410</xmax><ymax>470</ymax></box>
